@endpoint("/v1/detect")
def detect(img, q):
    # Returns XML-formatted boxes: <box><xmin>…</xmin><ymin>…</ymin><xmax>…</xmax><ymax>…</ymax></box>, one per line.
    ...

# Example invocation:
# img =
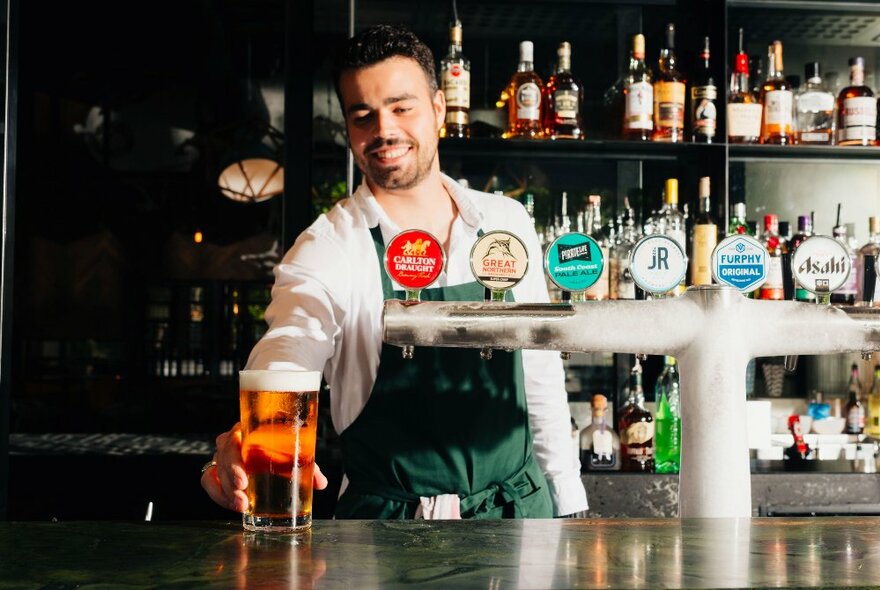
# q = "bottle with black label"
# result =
<box><xmin>690</xmin><ymin>36</ymin><xmax>717</xmax><ymax>143</ymax></box>
<box><xmin>543</xmin><ymin>42</ymin><xmax>584</xmax><ymax>140</ymax></box>
<box><xmin>439</xmin><ymin>20</ymin><xmax>470</xmax><ymax>139</ymax></box>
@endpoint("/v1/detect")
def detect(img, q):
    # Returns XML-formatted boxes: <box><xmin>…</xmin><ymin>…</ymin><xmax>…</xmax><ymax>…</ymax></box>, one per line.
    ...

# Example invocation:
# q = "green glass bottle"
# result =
<box><xmin>654</xmin><ymin>356</ymin><xmax>681</xmax><ymax>474</ymax></box>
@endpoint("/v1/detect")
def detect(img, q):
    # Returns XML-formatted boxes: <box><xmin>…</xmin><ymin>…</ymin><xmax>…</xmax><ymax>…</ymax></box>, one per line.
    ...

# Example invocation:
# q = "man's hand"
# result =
<box><xmin>201</xmin><ymin>423</ymin><xmax>329</xmax><ymax>513</ymax></box>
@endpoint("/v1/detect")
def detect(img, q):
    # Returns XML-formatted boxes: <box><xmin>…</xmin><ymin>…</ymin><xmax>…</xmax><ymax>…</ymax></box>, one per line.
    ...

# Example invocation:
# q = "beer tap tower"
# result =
<box><xmin>382</xmin><ymin>231</ymin><xmax>880</xmax><ymax>519</ymax></box>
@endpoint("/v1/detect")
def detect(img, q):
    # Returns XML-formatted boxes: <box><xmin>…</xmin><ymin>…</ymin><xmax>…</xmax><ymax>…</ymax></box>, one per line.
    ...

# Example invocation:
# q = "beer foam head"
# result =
<box><xmin>239</xmin><ymin>370</ymin><xmax>321</xmax><ymax>392</ymax></box>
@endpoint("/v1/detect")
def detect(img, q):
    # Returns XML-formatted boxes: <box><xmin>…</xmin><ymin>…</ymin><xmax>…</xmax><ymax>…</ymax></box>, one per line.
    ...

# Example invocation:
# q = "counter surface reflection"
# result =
<box><xmin>2</xmin><ymin>517</ymin><xmax>880</xmax><ymax>588</ymax></box>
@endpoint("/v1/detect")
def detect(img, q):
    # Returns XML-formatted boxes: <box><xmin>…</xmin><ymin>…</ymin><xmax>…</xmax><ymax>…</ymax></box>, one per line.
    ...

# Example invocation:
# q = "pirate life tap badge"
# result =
<box><xmin>711</xmin><ymin>234</ymin><xmax>768</xmax><ymax>293</ymax></box>
<box><xmin>384</xmin><ymin>229</ymin><xmax>446</xmax><ymax>302</ymax></box>
<box><xmin>469</xmin><ymin>231</ymin><xmax>529</xmax><ymax>300</ymax></box>
<box><xmin>544</xmin><ymin>232</ymin><xmax>604</xmax><ymax>301</ymax></box>
<box><xmin>629</xmin><ymin>234</ymin><xmax>688</xmax><ymax>297</ymax></box>
<box><xmin>791</xmin><ymin>235</ymin><xmax>852</xmax><ymax>303</ymax></box>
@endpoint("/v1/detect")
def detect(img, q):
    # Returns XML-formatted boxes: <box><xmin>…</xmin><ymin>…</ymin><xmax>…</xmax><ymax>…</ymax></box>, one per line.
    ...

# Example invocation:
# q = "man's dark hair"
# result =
<box><xmin>332</xmin><ymin>24</ymin><xmax>438</xmax><ymax>109</ymax></box>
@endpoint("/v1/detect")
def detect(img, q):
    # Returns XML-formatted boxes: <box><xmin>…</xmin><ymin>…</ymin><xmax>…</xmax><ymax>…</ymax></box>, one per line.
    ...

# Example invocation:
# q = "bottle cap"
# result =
<box><xmin>665</xmin><ymin>356</ymin><xmax>676</xmax><ymax>366</ymax></box>
<box><xmin>870</xmin><ymin>216</ymin><xmax>880</xmax><ymax>234</ymax></box>
<box><xmin>771</xmin><ymin>40</ymin><xmax>783</xmax><ymax>71</ymax></box>
<box><xmin>699</xmin><ymin>176</ymin><xmax>711</xmax><ymax>198</ymax></box>
<box><xmin>557</xmin><ymin>41</ymin><xmax>571</xmax><ymax>58</ymax></box>
<box><xmin>735</xmin><ymin>53</ymin><xmax>749</xmax><ymax>75</ymax></box>
<box><xmin>665</xmin><ymin>23</ymin><xmax>675</xmax><ymax>49</ymax></box>
<box><xmin>798</xmin><ymin>215</ymin><xmax>812</xmax><ymax>232</ymax></box>
<box><xmin>591</xmin><ymin>394</ymin><xmax>608</xmax><ymax>410</ymax></box>
<box><xmin>764</xmin><ymin>214</ymin><xmax>778</xmax><ymax>231</ymax></box>
<box><xmin>449</xmin><ymin>21</ymin><xmax>462</xmax><ymax>45</ymax></box>
<box><xmin>519</xmin><ymin>41</ymin><xmax>534</xmax><ymax>63</ymax></box>
<box><xmin>849</xmin><ymin>56</ymin><xmax>865</xmax><ymax>69</ymax></box>
<box><xmin>665</xmin><ymin>178</ymin><xmax>679</xmax><ymax>205</ymax></box>
<box><xmin>732</xmin><ymin>202</ymin><xmax>747</xmax><ymax>219</ymax></box>
<box><xmin>804</xmin><ymin>62</ymin><xmax>821</xmax><ymax>81</ymax></box>
<box><xmin>633</xmin><ymin>34</ymin><xmax>645</xmax><ymax>59</ymax></box>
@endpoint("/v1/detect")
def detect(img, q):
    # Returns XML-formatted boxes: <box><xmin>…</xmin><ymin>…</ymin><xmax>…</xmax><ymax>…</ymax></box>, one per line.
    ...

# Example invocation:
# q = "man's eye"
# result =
<box><xmin>352</xmin><ymin>112</ymin><xmax>373</xmax><ymax>124</ymax></box>
<box><xmin>395</xmin><ymin>107</ymin><xmax>412</xmax><ymax>114</ymax></box>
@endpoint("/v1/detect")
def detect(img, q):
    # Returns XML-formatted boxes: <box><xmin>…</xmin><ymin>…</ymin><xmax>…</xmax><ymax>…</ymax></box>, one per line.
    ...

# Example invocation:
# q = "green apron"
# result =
<box><xmin>334</xmin><ymin>226</ymin><xmax>554</xmax><ymax>520</ymax></box>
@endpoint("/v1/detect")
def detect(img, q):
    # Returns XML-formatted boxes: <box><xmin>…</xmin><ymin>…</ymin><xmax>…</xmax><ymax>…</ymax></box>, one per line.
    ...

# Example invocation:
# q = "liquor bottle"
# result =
<box><xmin>653</xmin><ymin>24</ymin><xmax>686</xmax><ymax>142</ymax></box>
<box><xmin>543</xmin><ymin>42</ymin><xmax>584</xmax><ymax>140</ymax></box>
<box><xmin>439</xmin><ymin>20</ymin><xmax>471</xmax><ymax>139</ymax></box>
<box><xmin>585</xmin><ymin>195</ymin><xmax>611</xmax><ymax>300</ymax></box>
<box><xmin>759</xmin><ymin>214</ymin><xmax>786</xmax><ymax>300</ymax></box>
<box><xmin>610</xmin><ymin>198</ymin><xmax>639</xmax><ymax>300</ymax></box>
<box><xmin>660</xmin><ymin>178</ymin><xmax>686</xmax><ymax>251</ymax></box>
<box><xmin>690</xmin><ymin>176</ymin><xmax>717</xmax><ymax>285</ymax></box>
<box><xmin>619</xmin><ymin>359</ymin><xmax>655</xmax><ymax>472</ymax></box>
<box><xmin>580</xmin><ymin>394</ymin><xmax>621</xmax><ymax>471</ymax></box>
<box><xmin>728</xmin><ymin>202</ymin><xmax>750</xmax><ymax>236</ymax></box>
<box><xmin>784</xmin><ymin>415</ymin><xmax>813</xmax><ymax>462</ymax></box>
<box><xmin>795</xmin><ymin>62</ymin><xmax>835</xmax><ymax>145</ymax></box>
<box><xmin>507</xmin><ymin>41</ymin><xmax>543</xmax><ymax>139</ymax></box>
<box><xmin>654</xmin><ymin>356</ymin><xmax>681</xmax><ymax>474</ymax></box>
<box><xmin>789</xmin><ymin>214</ymin><xmax>815</xmax><ymax>302</ymax></box>
<box><xmin>690</xmin><ymin>36</ymin><xmax>717</xmax><ymax>143</ymax></box>
<box><xmin>867</xmin><ymin>365</ymin><xmax>880</xmax><ymax>438</ymax></box>
<box><xmin>623</xmin><ymin>34</ymin><xmax>653</xmax><ymax>141</ymax></box>
<box><xmin>837</xmin><ymin>56</ymin><xmax>877</xmax><ymax>146</ymax></box>
<box><xmin>845</xmin><ymin>363</ymin><xmax>865</xmax><ymax>435</ymax></box>
<box><xmin>831</xmin><ymin>221</ymin><xmax>858</xmax><ymax>305</ymax></box>
<box><xmin>727</xmin><ymin>29</ymin><xmax>762</xmax><ymax>144</ymax></box>
<box><xmin>857</xmin><ymin>216</ymin><xmax>880</xmax><ymax>306</ymax></box>
<box><xmin>759</xmin><ymin>41</ymin><xmax>794</xmax><ymax>145</ymax></box>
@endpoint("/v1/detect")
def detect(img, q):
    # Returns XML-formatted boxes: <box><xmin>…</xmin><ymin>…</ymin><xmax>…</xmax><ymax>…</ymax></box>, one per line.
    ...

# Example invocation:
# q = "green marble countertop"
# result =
<box><xmin>2</xmin><ymin>517</ymin><xmax>880</xmax><ymax>588</ymax></box>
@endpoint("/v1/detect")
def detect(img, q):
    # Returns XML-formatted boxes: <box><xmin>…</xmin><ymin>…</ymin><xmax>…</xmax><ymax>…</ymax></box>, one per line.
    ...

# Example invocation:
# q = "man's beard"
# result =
<box><xmin>357</xmin><ymin>138</ymin><xmax>436</xmax><ymax>191</ymax></box>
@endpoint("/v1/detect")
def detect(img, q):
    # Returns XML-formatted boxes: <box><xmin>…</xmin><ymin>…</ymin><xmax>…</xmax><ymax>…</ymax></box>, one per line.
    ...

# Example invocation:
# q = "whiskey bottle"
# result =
<box><xmin>439</xmin><ymin>20</ymin><xmax>470</xmax><ymax>139</ymax></box>
<box><xmin>507</xmin><ymin>41</ymin><xmax>543</xmax><ymax>139</ymax></box>
<box><xmin>619</xmin><ymin>359</ymin><xmax>655</xmax><ymax>472</ymax></box>
<box><xmin>759</xmin><ymin>41</ymin><xmax>794</xmax><ymax>145</ymax></box>
<box><xmin>543</xmin><ymin>42</ymin><xmax>584</xmax><ymax>140</ymax></box>
<box><xmin>845</xmin><ymin>363</ymin><xmax>865</xmax><ymax>435</ymax></box>
<box><xmin>610</xmin><ymin>198</ymin><xmax>639</xmax><ymax>300</ymax></box>
<box><xmin>759</xmin><ymin>214</ymin><xmax>786</xmax><ymax>300</ymax></box>
<box><xmin>690</xmin><ymin>176</ymin><xmax>717</xmax><ymax>286</ymax></box>
<box><xmin>795</xmin><ymin>62</ymin><xmax>835</xmax><ymax>145</ymax></box>
<box><xmin>654</xmin><ymin>356</ymin><xmax>681</xmax><ymax>474</ymax></box>
<box><xmin>789</xmin><ymin>214</ymin><xmax>815</xmax><ymax>302</ymax></box>
<box><xmin>837</xmin><ymin>57</ymin><xmax>877</xmax><ymax>146</ymax></box>
<box><xmin>867</xmin><ymin>365</ymin><xmax>880</xmax><ymax>437</ymax></box>
<box><xmin>690</xmin><ymin>37</ymin><xmax>717</xmax><ymax>143</ymax></box>
<box><xmin>652</xmin><ymin>24</ymin><xmax>686</xmax><ymax>142</ymax></box>
<box><xmin>585</xmin><ymin>195</ymin><xmax>611</xmax><ymax>300</ymax></box>
<box><xmin>728</xmin><ymin>29</ymin><xmax>762</xmax><ymax>144</ymax></box>
<box><xmin>622</xmin><ymin>33</ymin><xmax>653</xmax><ymax>141</ymax></box>
<box><xmin>580</xmin><ymin>394</ymin><xmax>621</xmax><ymax>471</ymax></box>
<box><xmin>857</xmin><ymin>216</ymin><xmax>880</xmax><ymax>306</ymax></box>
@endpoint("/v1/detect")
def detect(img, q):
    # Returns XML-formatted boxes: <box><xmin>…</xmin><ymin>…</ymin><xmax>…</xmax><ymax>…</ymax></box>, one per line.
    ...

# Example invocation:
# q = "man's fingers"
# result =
<box><xmin>201</xmin><ymin>467</ymin><xmax>237</xmax><ymax>511</ymax></box>
<box><xmin>313</xmin><ymin>463</ymin><xmax>329</xmax><ymax>490</ymax></box>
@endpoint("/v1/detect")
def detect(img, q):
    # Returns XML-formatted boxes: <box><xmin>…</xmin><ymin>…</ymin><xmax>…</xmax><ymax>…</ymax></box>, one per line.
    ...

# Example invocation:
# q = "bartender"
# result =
<box><xmin>202</xmin><ymin>24</ymin><xmax>588</xmax><ymax>519</ymax></box>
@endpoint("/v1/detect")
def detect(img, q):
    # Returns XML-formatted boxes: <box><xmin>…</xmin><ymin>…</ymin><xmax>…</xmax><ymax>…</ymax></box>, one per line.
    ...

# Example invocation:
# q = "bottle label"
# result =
<box><xmin>727</xmin><ymin>103</ymin><xmax>762</xmax><ymax>139</ymax></box>
<box><xmin>625</xmin><ymin>81</ymin><xmax>653</xmax><ymax>130</ymax></box>
<box><xmin>585</xmin><ymin>245</ymin><xmax>610</xmax><ymax>300</ymax></box>
<box><xmin>691</xmin><ymin>85</ymin><xmax>718</xmax><ymax>137</ymax></box>
<box><xmin>691</xmin><ymin>224</ymin><xmax>718</xmax><ymax>285</ymax></box>
<box><xmin>764</xmin><ymin>90</ymin><xmax>794</xmax><ymax>126</ymax></box>
<box><xmin>592</xmin><ymin>429</ymin><xmax>613</xmax><ymax>457</ymax></box>
<box><xmin>797</xmin><ymin>91</ymin><xmax>834</xmax><ymax>112</ymax></box>
<box><xmin>841</xmin><ymin>97</ymin><xmax>877</xmax><ymax>142</ymax></box>
<box><xmin>442</xmin><ymin>65</ymin><xmax>470</xmax><ymax>108</ymax></box>
<box><xmin>445</xmin><ymin>110</ymin><xmax>468</xmax><ymax>125</ymax></box>
<box><xmin>762</xmin><ymin>256</ymin><xmax>784</xmax><ymax>298</ymax></box>
<box><xmin>624</xmin><ymin>421</ymin><xmax>653</xmax><ymax>445</ymax></box>
<box><xmin>516</xmin><ymin>82</ymin><xmax>541</xmax><ymax>121</ymax></box>
<box><xmin>654</xmin><ymin>81</ymin><xmax>686</xmax><ymax>128</ymax></box>
<box><xmin>799</xmin><ymin>132</ymin><xmax>830</xmax><ymax>143</ymax></box>
<box><xmin>554</xmin><ymin>89</ymin><xmax>579</xmax><ymax>120</ymax></box>
<box><xmin>848</xmin><ymin>405</ymin><xmax>865</xmax><ymax>430</ymax></box>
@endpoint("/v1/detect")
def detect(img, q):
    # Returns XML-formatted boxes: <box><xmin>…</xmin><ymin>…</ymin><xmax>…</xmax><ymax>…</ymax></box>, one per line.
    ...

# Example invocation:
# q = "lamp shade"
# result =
<box><xmin>218</xmin><ymin>157</ymin><xmax>283</xmax><ymax>203</ymax></box>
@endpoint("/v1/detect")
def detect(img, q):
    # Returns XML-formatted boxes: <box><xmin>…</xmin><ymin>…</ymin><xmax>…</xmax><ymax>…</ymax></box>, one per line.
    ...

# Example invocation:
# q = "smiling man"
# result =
<box><xmin>202</xmin><ymin>25</ymin><xmax>588</xmax><ymax>520</ymax></box>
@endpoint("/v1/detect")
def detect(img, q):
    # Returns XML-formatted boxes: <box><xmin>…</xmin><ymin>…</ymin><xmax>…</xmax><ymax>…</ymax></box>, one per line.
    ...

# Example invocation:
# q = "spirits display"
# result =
<box><xmin>690</xmin><ymin>176</ymin><xmax>717</xmax><ymax>285</ymax></box>
<box><xmin>580</xmin><ymin>394</ymin><xmax>621</xmax><ymax>471</ymax></box>
<box><xmin>795</xmin><ymin>62</ymin><xmax>835</xmax><ymax>145</ymax></box>
<box><xmin>789</xmin><ymin>214</ymin><xmax>815</xmax><ymax>302</ymax></box>
<box><xmin>857</xmin><ymin>216</ymin><xmax>880</xmax><ymax>306</ymax></box>
<box><xmin>652</xmin><ymin>24</ymin><xmax>686</xmax><ymax>142</ymax></box>
<box><xmin>622</xmin><ymin>34</ymin><xmax>653</xmax><ymax>141</ymax></box>
<box><xmin>654</xmin><ymin>356</ymin><xmax>681</xmax><ymax>474</ymax></box>
<box><xmin>543</xmin><ymin>42</ymin><xmax>584</xmax><ymax>140</ymax></box>
<box><xmin>690</xmin><ymin>37</ymin><xmax>717</xmax><ymax>143</ymax></box>
<box><xmin>507</xmin><ymin>41</ymin><xmax>543</xmax><ymax>139</ymax></box>
<box><xmin>439</xmin><ymin>20</ymin><xmax>470</xmax><ymax>139</ymax></box>
<box><xmin>618</xmin><ymin>359</ymin><xmax>655</xmax><ymax>472</ymax></box>
<box><xmin>845</xmin><ymin>363</ymin><xmax>865</xmax><ymax>435</ymax></box>
<box><xmin>837</xmin><ymin>56</ymin><xmax>877</xmax><ymax>146</ymax></box>
<box><xmin>727</xmin><ymin>30</ymin><xmax>762</xmax><ymax>144</ymax></box>
<box><xmin>759</xmin><ymin>214</ymin><xmax>786</xmax><ymax>300</ymax></box>
<box><xmin>585</xmin><ymin>195</ymin><xmax>610</xmax><ymax>300</ymax></box>
<box><xmin>759</xmin><ymin>41</ymin><xmax>794</xmax><ymax>145</ymax></box>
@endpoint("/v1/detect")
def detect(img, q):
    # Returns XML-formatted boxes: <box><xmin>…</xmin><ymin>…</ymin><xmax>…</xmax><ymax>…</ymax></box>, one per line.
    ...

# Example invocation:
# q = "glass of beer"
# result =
<box><xmin>239</xmin><ymin>370</ymin><xmax>321</xmax><ymax>532</ymax></box>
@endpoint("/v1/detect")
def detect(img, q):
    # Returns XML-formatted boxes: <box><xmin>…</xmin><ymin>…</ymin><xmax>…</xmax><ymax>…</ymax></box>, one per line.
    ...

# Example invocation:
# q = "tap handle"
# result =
<box><xmin>863</xmin><ymin>254</ymin><xmax>877</xmax><ymax>304</ymax></box>
<box><xmin>782</xmin><ymin>251</ymin><xmax>795</xmax><ymax>301</ymax></box>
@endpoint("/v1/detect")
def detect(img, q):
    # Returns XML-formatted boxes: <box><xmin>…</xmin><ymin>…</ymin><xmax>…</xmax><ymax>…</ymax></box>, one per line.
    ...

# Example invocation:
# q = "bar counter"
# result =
<box><xmin>2</xmin><ymin>517</ymin><xmax>880</xmax><ymax>588</ymax></box>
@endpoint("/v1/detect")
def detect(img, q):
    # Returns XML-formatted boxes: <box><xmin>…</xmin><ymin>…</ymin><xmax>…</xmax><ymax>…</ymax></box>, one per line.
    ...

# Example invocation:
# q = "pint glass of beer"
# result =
<box><xmin>239</xmin><ymin>370</ymin><xmax>321</xmax><ymax>532</ymax></box>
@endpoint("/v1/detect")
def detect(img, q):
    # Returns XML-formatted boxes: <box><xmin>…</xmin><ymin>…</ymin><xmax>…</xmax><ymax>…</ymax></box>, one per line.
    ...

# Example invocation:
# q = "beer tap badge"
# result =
<box><xmin>711</xmin><ymin>235</ymin><xmax>768</xmax><ymax>293</ymax></box>
<box><xmin>469</xmin><ymin>231</ymin><xmax>529</xmax><ymax>290</ymax></box>
<box><xmin>384</xmin><ymin>229</ymin><xmax>445</xmax><ymax>290</ymax></box>
<box><xmin>630</xmin><ymin>234</ymin><xmax>688</xmax><ymax>294</ymax></box>
<box><xmin>791</xmin><ymin>235</ymin><xmax>852</xmax><ymax>295</ymax></box>
<box><xmin>544</xmin><ymin>232</ymin><xmax>603</xmax><ymax>292</ymax></box>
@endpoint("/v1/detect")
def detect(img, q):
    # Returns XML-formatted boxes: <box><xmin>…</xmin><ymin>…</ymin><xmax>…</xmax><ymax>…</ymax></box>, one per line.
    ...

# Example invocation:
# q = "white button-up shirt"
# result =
<box><xmin>247</xmin><ymin>174</ymin><xmax>588</xmax><ymax>516</ymax></box>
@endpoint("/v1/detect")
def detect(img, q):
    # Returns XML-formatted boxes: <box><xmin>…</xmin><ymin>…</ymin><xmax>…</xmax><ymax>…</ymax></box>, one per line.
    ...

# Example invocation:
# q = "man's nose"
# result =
<box><xmin>373</xmin><ymin>109</ymin><xmax>399</xmax><ymax>138</ymax></box>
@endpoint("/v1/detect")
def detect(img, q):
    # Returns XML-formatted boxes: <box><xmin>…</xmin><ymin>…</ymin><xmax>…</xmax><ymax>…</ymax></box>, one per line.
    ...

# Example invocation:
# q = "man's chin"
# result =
<box><xmin>369</xmin><ymin>169</ymin><xmax>420</xmax><ymax>191</ymax></box>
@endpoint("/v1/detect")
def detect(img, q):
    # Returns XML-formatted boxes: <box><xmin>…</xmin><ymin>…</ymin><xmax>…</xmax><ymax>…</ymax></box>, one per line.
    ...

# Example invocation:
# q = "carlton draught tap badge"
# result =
<box><xmin>469</xmin><ymin>231</ymin><xmax>529</xmax><ymax>293</ymax></box>
<box><xmin>384</xmin><ymin>229</ymin><xmax>445</xmax><ymax>300</ymax></box>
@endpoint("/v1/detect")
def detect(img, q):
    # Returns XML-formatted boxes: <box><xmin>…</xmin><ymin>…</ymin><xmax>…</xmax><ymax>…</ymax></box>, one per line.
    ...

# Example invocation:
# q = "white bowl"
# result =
<box><xmin>812</xmin><ymin>417</ymin><xmax>846</xmax><ymax>435</ymax></box>
<box><xmin>798</xmin><ymin>415</ymin><xmax>813</xmax><ymax>434</ymax></box>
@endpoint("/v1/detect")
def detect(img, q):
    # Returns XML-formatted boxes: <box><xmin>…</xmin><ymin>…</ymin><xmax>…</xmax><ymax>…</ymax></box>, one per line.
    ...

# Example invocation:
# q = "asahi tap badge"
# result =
<box><xmin>630</xmin><ymin>235</ymin><xmax>688</xmax><ymax>297</ymax></box>
<box><xmin>544</xmin><ymin>232</ymin><xmax>604</xmax><ymax>303</ymax></box>
<box><xmin>711</xmin><ymin>234</ymin><xmax>769</xmax><ymax>293</ymax></box>
<box><xmin>791</xmin><ymin>235</ymin><xmax>852</xmax><ymax>304</ymax></box>
<box><xmin>469</xmin><ymin>231</ymin><xmax>529</xmax><ymax>301</ymax></box>
<box><xmin>384</xmin><ymin>229</ymin><xmax>446</xmax><ymax>301</ymax></box>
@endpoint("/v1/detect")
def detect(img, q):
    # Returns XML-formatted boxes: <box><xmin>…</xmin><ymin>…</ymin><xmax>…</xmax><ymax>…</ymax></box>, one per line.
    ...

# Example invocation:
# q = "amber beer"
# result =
<box><xmin>239</xmin><ymin>370</ymin><xmax>321</xmax><ymax>532</ymax></box>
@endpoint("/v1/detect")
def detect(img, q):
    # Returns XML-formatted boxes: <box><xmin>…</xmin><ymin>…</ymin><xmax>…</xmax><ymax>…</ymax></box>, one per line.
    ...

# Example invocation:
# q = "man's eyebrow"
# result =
<box><xmin>346</xmin><ymin>94</ymin><xmax>418</xmax><ymax>114</ymax></box>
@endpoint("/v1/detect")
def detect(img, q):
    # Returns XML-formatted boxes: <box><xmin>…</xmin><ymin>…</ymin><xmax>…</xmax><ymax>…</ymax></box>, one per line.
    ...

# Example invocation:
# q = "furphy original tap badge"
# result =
<box><xmin>469</xmin><ymin>231</ymin><xmax>529</xmax><ymax>292</ymax></box>
<box><xmin>711</xmin><ymin>235</ymin><xmax>769</xmax><ymax>293</ymax></box>
<box><xmin>791</xmin><ymin>235</ymin><xmax>851</xmax><ymax>295</ymax></box>
<box><xmin>384</xmin><ymin>230</ymin><xmax>445</xmax><ymax>297</ymax></box>
<box><xmin>630</xmin><ymin>235</ymin><xmax>688</xmax><ymax>295</ymax></box>
<box><xmin>544</xmin><ymin>233</ymin><xmax>603</xmax><ymax>292</ymax></box>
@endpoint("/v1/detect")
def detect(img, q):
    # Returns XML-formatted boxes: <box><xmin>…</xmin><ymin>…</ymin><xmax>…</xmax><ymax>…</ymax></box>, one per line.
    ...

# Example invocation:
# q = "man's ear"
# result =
<box><xmin>433</xmin><ymin>89</ymin><xmax>446</xmax><ymax>131</ymax></box>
